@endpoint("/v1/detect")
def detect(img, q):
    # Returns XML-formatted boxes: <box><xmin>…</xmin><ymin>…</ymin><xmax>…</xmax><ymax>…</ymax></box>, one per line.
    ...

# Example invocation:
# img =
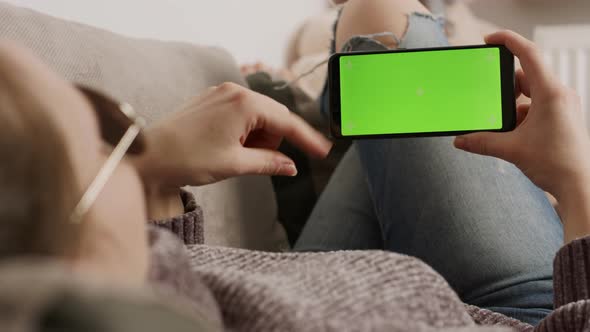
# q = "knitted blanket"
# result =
<box><xmin>147</xmin><ymin>194</ymin><xmax>589</xmax><ymax>331</ymax></box>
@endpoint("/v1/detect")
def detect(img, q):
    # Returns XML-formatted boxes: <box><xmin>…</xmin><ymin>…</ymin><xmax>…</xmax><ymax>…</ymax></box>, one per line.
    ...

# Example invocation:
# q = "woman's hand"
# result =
<box><xmin>134</xmin><ymin>82</ymin><xmax>332</xmax><ymax>188</ymax></box>
<box><xmin>454</xmin><ymin>30</ymin><xmax>590</xmax><ymax>242</ymax></box>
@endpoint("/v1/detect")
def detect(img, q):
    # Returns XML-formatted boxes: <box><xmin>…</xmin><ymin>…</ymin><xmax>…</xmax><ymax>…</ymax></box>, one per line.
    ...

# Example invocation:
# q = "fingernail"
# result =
<box><xmin>283</xmin><ymin>163</ymin><xmax>298</xmax><ymax>177</ymax></box>
<box><xmin>454</xmin><ymin>137</ymin><xmax>466</xmax><ymax>149</ymax></box>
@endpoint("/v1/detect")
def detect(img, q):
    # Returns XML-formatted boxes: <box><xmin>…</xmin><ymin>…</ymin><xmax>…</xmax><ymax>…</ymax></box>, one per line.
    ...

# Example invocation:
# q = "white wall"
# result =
<box><xmin>3</xmin><ymin>0</ymin><xmax>327</xmax><ymax>67</ymax></box>
<box><xmin>469</xmin><ymin>0</ymin><xmax>590</xmax><ymax>39</ymax></box>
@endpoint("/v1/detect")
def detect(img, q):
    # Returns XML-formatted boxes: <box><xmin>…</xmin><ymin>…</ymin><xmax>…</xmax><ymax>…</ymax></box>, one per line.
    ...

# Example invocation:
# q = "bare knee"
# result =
<box><xmin>335</xmin><ymin>0</ymin><xmax>431</xmax><ymax>50</ymax></box>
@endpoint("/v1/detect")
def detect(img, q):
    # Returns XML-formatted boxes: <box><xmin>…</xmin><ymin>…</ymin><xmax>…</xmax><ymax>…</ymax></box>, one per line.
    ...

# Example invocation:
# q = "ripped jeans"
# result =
<box><xmin>295</xmin><ymin>12</ymin><xmax>563</xmax><ymax>326</ymax></box>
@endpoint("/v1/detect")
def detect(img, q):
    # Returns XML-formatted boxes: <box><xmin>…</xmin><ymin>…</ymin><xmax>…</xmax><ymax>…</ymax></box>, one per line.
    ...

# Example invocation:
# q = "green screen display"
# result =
<box><xmin>339</xmin><ymin>47</ymin><xmax>503</xmax><ymax>136</ymax></box>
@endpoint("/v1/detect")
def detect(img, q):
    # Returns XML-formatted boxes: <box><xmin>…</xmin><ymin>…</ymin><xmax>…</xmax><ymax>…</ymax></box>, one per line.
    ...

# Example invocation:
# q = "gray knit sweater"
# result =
<box><xmin>147</xmin><ymin>192</ymin><xmax>590</xmax><ymax>331</ymax></box>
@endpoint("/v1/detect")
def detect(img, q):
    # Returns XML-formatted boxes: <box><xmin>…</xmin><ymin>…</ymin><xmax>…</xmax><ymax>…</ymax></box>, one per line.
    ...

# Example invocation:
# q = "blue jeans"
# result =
<box><xmin>294</xmin><ymin>12</ymin><xmax>563</xmax><ymax>326</ymax></box>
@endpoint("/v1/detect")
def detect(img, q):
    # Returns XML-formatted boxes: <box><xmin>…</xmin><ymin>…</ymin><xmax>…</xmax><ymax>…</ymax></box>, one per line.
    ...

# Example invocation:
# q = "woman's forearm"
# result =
<box><xmin>143</xmin><ymin>183</ymin><xmax>185</xmax><ymax>221</ymax></box>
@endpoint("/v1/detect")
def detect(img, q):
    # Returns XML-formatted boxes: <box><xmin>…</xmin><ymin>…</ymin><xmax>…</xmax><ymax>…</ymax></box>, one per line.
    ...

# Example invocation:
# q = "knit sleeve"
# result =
<box><xmin>553</xmin><ymin>237</ymin><xmax>590</xmax><ymax>307</ymax></box>
<box><xmin>148</xmin><ymin>190</ymin><xmax>204</xmax><ymax>245</ymax></box>
<box><xmin>533</xmin><ymin>237</ymin><xmax>590</xmax><ymax>331</ymax></box>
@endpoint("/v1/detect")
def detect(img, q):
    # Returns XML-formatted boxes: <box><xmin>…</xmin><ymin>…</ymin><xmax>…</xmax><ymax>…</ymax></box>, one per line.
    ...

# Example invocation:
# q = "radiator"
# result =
<box><xmin>534</xmin><ymin>25</ymin><xmax>590</xmax><ymax>127</ymax></box>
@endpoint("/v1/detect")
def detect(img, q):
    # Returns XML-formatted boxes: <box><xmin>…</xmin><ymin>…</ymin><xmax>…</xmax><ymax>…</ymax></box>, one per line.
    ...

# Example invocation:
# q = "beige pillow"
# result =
<box><xmin>0</xmin><ymin>2</ymin><xmax>288</xmax><ymax>251</ymax></box>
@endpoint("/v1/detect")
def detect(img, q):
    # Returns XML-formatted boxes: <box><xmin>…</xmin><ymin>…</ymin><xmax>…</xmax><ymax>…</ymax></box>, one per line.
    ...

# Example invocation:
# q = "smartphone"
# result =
<box><xmin>328</xmin><ymin>45</ymin><xmax>516</xmax><ymax>139</ymax></box>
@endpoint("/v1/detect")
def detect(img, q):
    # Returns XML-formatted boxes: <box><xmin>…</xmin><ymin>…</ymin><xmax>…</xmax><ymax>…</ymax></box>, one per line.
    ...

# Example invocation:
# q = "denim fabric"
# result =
<box><xmin>296</xmin><ymin>12</ymin><xmax>563</xmax><ymax>326</ymax></box>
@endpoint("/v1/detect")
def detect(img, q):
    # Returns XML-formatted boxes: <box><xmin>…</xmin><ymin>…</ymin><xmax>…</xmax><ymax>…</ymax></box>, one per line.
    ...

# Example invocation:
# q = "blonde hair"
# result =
<box><xmin>0</xmin><ymin>71</ymin><xmax>81</xmax><ymax>258</ymax></box>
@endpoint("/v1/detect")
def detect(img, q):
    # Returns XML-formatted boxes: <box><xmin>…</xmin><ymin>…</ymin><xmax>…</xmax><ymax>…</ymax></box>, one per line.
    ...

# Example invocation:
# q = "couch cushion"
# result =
<box><xmin>0</xmin><ymin>1</ymin><xmax>288</xmax><ymax>251</ymax></box>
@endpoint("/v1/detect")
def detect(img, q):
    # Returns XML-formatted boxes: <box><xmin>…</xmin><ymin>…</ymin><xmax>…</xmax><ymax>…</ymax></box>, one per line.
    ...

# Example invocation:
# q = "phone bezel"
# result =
<box><xmin>328</xmin><ymin>44</ymin><xmax>516</xmax><ymax>139</ymax></box>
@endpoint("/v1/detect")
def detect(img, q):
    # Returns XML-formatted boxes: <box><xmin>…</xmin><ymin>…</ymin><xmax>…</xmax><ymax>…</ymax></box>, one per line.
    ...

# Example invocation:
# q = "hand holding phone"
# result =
<box><xmin>454</xmin><ymin>30</ymin><xmax>590</xmax><ymax>243</ymax></box>
<box><xmin>455</xmin><ymin>31</ymin><xmax>589</xmax><ymax>202</ymax></box>
<box><xmin>329</xmin><ymin>44</ymin><xmax>516</xmax><ymax>138</ymax></box>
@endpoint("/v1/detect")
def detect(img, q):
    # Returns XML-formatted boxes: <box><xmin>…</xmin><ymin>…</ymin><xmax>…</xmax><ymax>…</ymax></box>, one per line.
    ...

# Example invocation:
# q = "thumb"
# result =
<box><xmin>453</xmin><ymin>132</ymin><xmax>513</xmax><ymax>161</ymax></box>
<box><xmin>236</xmin><ymin>148</ymin><xmax>298</xmax><ymax>177</ymax></box>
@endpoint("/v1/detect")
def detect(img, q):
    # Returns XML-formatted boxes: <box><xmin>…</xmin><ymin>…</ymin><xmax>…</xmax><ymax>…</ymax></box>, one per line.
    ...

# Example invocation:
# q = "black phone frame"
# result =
<box><xmin>328</xmin><ymin>44</ymin><xmax>516</xmax><ymax>139</ymax></box>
